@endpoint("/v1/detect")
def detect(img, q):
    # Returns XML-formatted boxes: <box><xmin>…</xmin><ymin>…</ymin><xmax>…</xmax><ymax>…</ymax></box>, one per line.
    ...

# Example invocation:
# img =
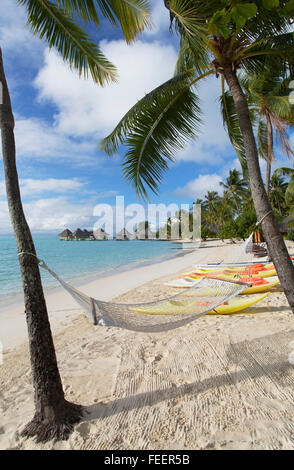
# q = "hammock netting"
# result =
<box><xmin>40</xmin><ymin>261</ymin><xmax>249</xmax><ymax>333</ymax></box>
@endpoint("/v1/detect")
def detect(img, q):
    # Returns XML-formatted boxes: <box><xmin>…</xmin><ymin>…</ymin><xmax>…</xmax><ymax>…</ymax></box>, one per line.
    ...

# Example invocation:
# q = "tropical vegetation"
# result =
<box><xmin>199</xmin><ymin>167</ymin><xmax>294</xmax><ymax>241</ymax></box>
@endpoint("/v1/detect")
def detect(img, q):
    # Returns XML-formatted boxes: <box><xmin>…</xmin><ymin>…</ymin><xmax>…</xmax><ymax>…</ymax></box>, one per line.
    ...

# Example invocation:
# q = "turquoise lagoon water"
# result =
<box><xmin>0</xmin><ymin>237</ymin><xmax>180</xmax><ymax>309</ymax></box>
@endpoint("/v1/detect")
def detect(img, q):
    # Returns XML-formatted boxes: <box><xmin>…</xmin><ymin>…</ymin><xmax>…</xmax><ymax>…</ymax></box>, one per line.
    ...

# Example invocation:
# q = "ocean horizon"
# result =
<box><xmin>0</xmin><ymin>236</ymin><xmax>181</xmax><ymax>310</ymax></box>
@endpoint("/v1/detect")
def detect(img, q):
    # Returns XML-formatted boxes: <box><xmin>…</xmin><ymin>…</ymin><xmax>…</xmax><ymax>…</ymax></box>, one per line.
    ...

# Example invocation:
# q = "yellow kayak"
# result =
<box><xmin>193</xmin><ymin>263</ymin><xmax>273</xmax><ymax>272</ymax></box>
<box><xmin>241</xmin><ymin>276</ymin><xmax>280</xmax><ymax>294</ymax></box>
<box><xmin>130</xmin><ymin>293</ymin><xmax>268</xmax><ymax>316</ymax></box>
<box><xmin>206</xmin><ymin>293</ymin><xmax>268</xmax><ymax>315</ymax></box>
<box><xmin>166</xmin><ymin>276</ymin><xmax>279</xmax><ymax>294</ymax></box>
<box><xmin>187</xmin><ymin>274</ymin><xmax>279</xmax><ymax>293</ymax></box>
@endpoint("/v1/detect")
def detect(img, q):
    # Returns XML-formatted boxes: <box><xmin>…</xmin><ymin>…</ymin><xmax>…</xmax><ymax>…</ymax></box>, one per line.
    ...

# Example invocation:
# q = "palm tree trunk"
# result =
<box><xmin>224</xmin><ymin>65</ymin><xmax>294</xmax><ymax>312</ymax></box>
<box><xmin>0</xmin><ymin>48</ymin><xmax>82</xmax><ymax>442</ymax></box>
<box><xmin>265</xmin><ymin>113</ymin><xmax>274</xmax><ymax>195</ymax></box>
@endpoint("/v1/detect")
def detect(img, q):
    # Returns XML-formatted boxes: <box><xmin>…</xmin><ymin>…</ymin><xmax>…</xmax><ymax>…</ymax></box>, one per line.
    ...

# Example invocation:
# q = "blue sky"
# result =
<box><xmin>0</xmin><ymin>0</ymin><xmax>293</xmax><ymax>234</ymax></box>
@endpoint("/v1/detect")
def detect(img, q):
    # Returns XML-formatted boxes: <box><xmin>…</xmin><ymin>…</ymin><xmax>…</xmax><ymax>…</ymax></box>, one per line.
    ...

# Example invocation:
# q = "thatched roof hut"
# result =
<box><xmin>58</xmin><ymin>228</ymin><xmax>72</xmax><ymax>240</ymax></box>
<box><xmin>94</xmin><ymin>228</ymin><xmax>109</xmax><ymax>240</ymax></box>
<box><xmin>116</xmin><ymin>228</ymin><xmax>134</xmax><ymax>240</ymax></box>
<box><xmin>137</xmin><ymin>228</ymin><xmax>156</xmax><ymax>240</ymax></box>
<box><xmin>72</xmin><ymin>228</ymin><xmax>88</xmax><ymax>239</ymax></box>
<box><xmin>278</xmin><ymin>216</ymin><xmax>294</xmax><ymax>235</ymax></box>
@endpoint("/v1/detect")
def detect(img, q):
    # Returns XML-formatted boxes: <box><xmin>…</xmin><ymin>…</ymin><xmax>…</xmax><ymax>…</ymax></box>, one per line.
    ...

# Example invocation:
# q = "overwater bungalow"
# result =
<box><xmin>58</xmin><ymin>228</ymin><xmax>73</xmax><ymax>240</ymax></box>
<box><xmin>72</xmin><ymin>228</ymin><xmax>89</xmax><ymax>240</ymax></box>
<box><xmin>137</xmin><ymin>228</ymin><xmax>156</xmax><ymax>240</ymax></box>
<box><xmin>94</xmin><ymin>228</ymin><xmax>109</xmax><ymax>240</ymax></box>
<box><xmin>116</xmin><ymin>228</ymin><xmax>134</xmax><ymax>240</ymax></box>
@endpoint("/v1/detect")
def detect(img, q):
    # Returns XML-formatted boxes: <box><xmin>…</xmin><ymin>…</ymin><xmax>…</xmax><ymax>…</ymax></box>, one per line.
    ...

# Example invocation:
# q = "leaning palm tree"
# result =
<box><xmin>102</xmin><ymin>0</ymin><xmax>294</xmax><ymax>312</ymax></box>
<box><xmin>242</xmin><ymin>69</ymin><xmax>294</xmax><ymax>194</ymax></box>
<box><xmin>0</xmin><ymin>0</ymin><xmax>150</xmax><ymax>442</ymax></box>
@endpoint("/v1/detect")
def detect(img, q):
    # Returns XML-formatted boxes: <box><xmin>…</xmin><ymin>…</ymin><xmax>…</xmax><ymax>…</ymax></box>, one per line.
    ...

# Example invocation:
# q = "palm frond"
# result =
<box><xmin>105</xmin><ymin>0</ymin><xmax>151</xmax><ymax>43</ymax></box>
<box><xmin>274</xmin><ymin>167</ymin><xmax>294</xmax><ymax>178</ymax></box>
<box><xmin>271</xmin><ymin>113</ymin><xmax>294</xmax><ymax>159</ymax></box>
<box><xmin>122</xmin><ymin>85</ymin><xmax>202</xmax><ymax>199</ymax></box>
<box><xmin>219</xmin><ymin>80</ymin><xmax>247</xmax><ymax>174</ymax></box>
<box><xmin>56</xmin><ymin>0</ymin><xmax>100</xmax><ymax>25</ymax></box>
<box><xmin>267</xmin><ymin>95</ymin><xmax>294</xmax><ymax>122</ymax></box>
<box><xmin>174</xmin><ymin>32</ymin><xmax>211</xmax><ymax>76</ymax></box>
<box><xmin>18</xmin><ymin>0</ymin><xmax>117</xmax><ymax>85</ymax></box>
<box><xmin>57</xmin><ymin>0</ymin><xmax>151</xmax><ymax>41</ymax></box>
<box><xmin>102</xmin><ymin>74</ymin><xmax>203</xmax><ymax>200</ymax></box>
<box><xmin>241</xmin><ymin>32</ymin><xmax>294</xmax><ymax>76</ymax></box>
<box><xmin>101</xmin><ymin>70</ymin><xmax>204</xmax><ymax>156</ymax></box>
<box><xmin>257</xmin><ymin>118</ymin><xmax>268</xmax><ymax>161</ymax></box>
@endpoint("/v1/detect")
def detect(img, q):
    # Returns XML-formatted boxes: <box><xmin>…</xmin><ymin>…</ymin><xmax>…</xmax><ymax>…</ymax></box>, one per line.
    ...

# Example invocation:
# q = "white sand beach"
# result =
<box><xmin>1</xmin><ymin>240</ymin><xmax>294</xmax><ymax>450</ymax></box>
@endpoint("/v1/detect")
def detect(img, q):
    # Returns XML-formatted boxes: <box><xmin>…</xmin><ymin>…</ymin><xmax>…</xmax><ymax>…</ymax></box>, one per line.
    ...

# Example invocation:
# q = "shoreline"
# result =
<box><xmin>0</xmin><ymin>242</ymin><xmax>188</xmax><ymax>315</ymax></box>
<box><xmin>0</xmin><ymin>242</ymin><xmax>191</xmax><ymax>313</ymax></box>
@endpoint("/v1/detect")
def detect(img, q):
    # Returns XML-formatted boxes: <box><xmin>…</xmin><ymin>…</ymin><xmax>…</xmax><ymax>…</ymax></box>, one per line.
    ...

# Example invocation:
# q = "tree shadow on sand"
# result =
<box><xmin>82</xmin><ymin>329</ymin><xmax>294</xmax><ymax>422</ymax></box>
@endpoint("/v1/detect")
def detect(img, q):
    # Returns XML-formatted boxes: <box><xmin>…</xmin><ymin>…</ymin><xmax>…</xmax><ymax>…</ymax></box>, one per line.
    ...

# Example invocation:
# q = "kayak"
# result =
<box><xmin>241</xmin><ymin>276</ymin><xmax>279</xmax><ymax>294</ymax></box>
<box><xmin>193</xmin><ymin>263</ymin><xmax>273</xmax><ymax>272</ymax></box>
<box><xmin>165</xmin><ymin>276</ymin><xmax>280</xmax><ymax>295</ymax></box>
<box><xmin>194</xmin><ymin>257</ymin><xmax>294</xmax><ymax>271</ymax></box>
<box><xmin>206</xmin><ymin>293</ymin><xmax>269</xmax><ymax>314</ymax></box>
<box><xmin>130</xmin><ymin>293</ymin><xmax>268</xmax><ymax>316</ymax></box>
<box><xmin>182</xmin><ymin>267</ymin><xmax>277</xmax><ymax>279</ymax></box>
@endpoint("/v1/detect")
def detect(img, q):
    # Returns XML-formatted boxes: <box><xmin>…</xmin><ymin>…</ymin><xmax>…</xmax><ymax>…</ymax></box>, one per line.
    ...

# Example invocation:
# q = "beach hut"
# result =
<box><xmin>116</xmin><ymin>228</ymin><xmax>134</xmax><ymax>240</ymax></box>
<box><xmin>72</xmin><ymin>228</ymin><xmax>88</xmax><ymax>240</ymax></box>
<box><xmin>58</xmin><ymin>228</ymin><xmax>72</xmax><ymax>240</ymax></box>
<box><xmin>94</xmin><ymin>228</ymin><xmax>109</xmax><ymax>240</ymax></box>
<box><xmin>137</xmin><ymin>228</ymin><xmax>156</xmax><ymax>240</ymax></box>
<box><xmin>82</xmin><ymin>229</ymin><xmax>92</xmax><ymax>238</ymax></box>
<box><xmin>278</xmin><ymin>216</ymin><xmax>294</xmax><ymax>236</ymax></box>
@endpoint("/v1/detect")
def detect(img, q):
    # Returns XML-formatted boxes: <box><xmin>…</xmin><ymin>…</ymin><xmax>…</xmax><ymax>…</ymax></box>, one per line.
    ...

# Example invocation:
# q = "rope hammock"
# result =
<box><xmin>19</xmin><ymin>228</ymin><xmax>270</xmax><ymax>333</ymax></box>
<box><xmin>38</xmin><ymin>261</ymin><xmax>250</xmax><ymax>333</ymax></box>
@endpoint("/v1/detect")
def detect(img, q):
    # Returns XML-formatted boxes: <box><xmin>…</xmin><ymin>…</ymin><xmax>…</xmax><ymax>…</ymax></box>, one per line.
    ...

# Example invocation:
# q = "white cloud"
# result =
<box><xmin>174</xmin><ymin>76</ymin><xmax>231</xmax><ymax>165</ymax></box>
<box><xmin>174</xmin><ymin>173</ymin><xmax>224</xmax><ymax>199</ymax></box>
<box><xmin>13</xmin><ymin>117</ymin><xmax>98</xmax><ymax>164</ymax></box>
<box><xmin>34</xmin><ymin>40</ymin><xmax>178</xmax><ymax>138</ymax></box>
<box><xmin>147</xmin><ymin>1</ymin><xmax>171</xmax><ymax>37</ymax></box>
<box><xmin>0</xmin><ymin>0</ymin><xmax>43</xmax><ymax>61</ymax></box>
<box><xmin>0</xmin><ymin>197</ymin><xmax>97</xmax><ymax>234</ymax></box>
<box><xmin>0</xmin><ymin>178</ymin><xmax>86</xmax><ymax>199</ymax></box>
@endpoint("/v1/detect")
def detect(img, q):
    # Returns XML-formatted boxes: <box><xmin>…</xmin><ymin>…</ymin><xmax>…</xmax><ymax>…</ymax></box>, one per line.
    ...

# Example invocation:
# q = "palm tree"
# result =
<box><xmin>220</xmin><ymin>169</ymin><xmax>247</xmax><ymax>215</ymax></box>
<box><xmin>0</xmin><ymin>0</ymin><xmax>150</xmax><ymax>442</ymax></box>
<box><xmin>241</xmin><ymin>69</ymin><xmax>294</xmax><ymax>194</ymax></box>
<box><xmin>202</xmin><ymin>191</ymin><xmax>221</xmax><ymax>233</ymax></box>
<box><xmin>101</xmin><ymin>0</ymin><xmax>294</xmax><ymax>312</ymax></box>
<box><xmin>274</xmin><ymin>167</ymin><xmax>294</xmax><ymax>213</ymax></box>
<box><xmin>269</xmin><ymin>172</ymin><xmax>288</xmax><ymax>218</ymax></box>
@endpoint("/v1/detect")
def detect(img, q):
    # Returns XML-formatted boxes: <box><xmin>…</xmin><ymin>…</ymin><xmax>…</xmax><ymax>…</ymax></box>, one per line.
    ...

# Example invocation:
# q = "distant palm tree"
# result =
<box><xmin>202</xmin><ymin>191</ymin><xmax>221</xmax><ymax>229</ymax></box>
<box><xmin>269</xmin><ymin>172</ymin><xmax>288</xmax><ymax>217</ymax></box>
<box><xmin>0</xmin><ymin>0</ymin><xmax>150</xmax><ymax>442</ymax></box>
<box><xmin>274</xmin><ymin>167</ymin><xmax>294</xmax><ymax>213</ymax></box>
<box><xmin>220</xmin><ymin>169</ymin><xmax>247</xmax><ymax>215</ymax></box>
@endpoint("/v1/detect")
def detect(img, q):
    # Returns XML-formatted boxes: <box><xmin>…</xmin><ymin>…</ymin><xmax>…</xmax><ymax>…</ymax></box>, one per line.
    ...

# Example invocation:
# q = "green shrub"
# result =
<box><xmin>287</xmin><ymin>230</ymin><xmax>294</xmax><ymax>241</ymax></box>
<box><xmin>219</xmin><ymin>220</ymin><xmax>237</xmax><ymax>239</ymax></box>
